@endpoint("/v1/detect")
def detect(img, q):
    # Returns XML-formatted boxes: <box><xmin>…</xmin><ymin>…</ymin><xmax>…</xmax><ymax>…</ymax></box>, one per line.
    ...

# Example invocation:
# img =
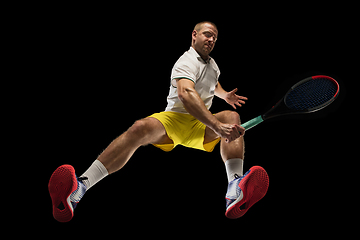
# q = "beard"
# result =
<box><xmin>198</xmin><ymin>42</ymin><xmax>214</xmax><ymax>57</ymax></box>
<box><xmin>193</xmin><ymin>40</ymin><xmax>215</xmax><ymax>60</ymax></box>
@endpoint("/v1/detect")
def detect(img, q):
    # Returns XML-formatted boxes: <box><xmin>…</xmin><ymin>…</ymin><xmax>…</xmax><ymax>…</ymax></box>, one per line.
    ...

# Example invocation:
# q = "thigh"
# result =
<box><xmin>144</xmin><ymin>117</ymin><xmax>174</xmax><ymax>145</ymax></box>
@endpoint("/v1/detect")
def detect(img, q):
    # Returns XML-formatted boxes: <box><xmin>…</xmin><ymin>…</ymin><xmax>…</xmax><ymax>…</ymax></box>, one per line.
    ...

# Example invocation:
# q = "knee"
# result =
<box><xmin>127</xmin><ymin>119</ymin><xmax>151</xmax><ymax>139</ymax></box>
<box><xmin>223</xmin><ymin>110</ymin><xmax>241</xmax><ymax>124</ymax></box>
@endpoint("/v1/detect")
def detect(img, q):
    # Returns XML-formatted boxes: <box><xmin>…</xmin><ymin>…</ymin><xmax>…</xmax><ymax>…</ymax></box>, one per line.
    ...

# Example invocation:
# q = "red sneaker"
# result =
<box><xmin>225</xmin><ymin>166</ymin><xmax>269</xmax><ymax>219</ymax></box>
<box><xmin>48</xmin><ymin>165</ymin><xmax>87</xmax><ymax>222</ymax></box>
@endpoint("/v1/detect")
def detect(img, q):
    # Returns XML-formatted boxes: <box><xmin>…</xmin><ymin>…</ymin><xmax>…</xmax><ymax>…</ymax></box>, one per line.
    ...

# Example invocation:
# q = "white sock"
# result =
<box><xmin>225</xmin><ymin>158</ymin><xmax>244</xmax><ymax>183</ymax></box>
<box><xmin>80</xmin><ymin>160</ymin><xmax>109</xmax><ymax>190</ymax></box>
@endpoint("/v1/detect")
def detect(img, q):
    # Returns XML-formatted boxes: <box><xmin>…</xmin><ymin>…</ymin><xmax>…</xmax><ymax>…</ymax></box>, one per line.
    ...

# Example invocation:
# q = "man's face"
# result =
<box><xmin>192</xmin><ymin>23</ymin><xmax>218</xmax><ymax>60</ymax></box>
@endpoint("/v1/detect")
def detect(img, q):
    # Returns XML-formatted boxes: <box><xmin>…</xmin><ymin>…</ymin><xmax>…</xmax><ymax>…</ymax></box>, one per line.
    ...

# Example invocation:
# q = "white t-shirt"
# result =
<box><xmin>165</xmin><ymin>47</ymin><xmax>220</xmax><ymax>114</ymax></box>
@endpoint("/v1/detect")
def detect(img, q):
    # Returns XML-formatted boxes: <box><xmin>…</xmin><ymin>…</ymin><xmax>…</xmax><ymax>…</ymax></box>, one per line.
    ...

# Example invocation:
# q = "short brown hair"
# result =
<box><xmin>193</xmin><ymin>21</ymin><xmax>218</xmax><ymax>32</ymax></box>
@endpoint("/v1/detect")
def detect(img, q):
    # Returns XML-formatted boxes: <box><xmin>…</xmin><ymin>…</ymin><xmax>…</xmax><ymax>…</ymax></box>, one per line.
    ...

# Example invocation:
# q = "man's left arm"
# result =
<box><xmin>215</xmin><ymin>82</ymin><xmax>248</xmax><ymax>109</ymax></box>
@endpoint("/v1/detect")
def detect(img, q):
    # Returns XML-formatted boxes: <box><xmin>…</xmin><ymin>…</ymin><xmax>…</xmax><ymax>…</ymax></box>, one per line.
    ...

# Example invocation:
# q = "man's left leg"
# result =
<box><xmin>204</xmin><ymin>110</ymin><xmax>244</xmax><ymax>181</ymax></box>
<box><xmin>204</xmin><ymin>110</ymin><xmax>269</xmax><ymax>219</ymax></box>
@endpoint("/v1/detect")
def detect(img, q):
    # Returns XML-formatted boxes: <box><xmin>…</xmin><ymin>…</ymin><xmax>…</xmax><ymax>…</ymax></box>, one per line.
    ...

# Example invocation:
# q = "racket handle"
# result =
<box><xmin>241</xmin><ymin>115</ymin><xmax>264</xmax><ymax>131</ymax></box>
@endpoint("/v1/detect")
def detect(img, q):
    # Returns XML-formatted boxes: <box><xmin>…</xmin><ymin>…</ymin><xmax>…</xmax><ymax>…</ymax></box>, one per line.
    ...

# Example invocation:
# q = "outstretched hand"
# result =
<box><xmin>225</xmin><ymin>88</ymin><xmax>248</xmax><ymax>109</ymax></box>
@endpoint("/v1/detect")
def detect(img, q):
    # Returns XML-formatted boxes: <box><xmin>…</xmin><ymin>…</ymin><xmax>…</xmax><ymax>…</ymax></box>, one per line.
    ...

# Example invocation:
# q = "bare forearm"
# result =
<box><xmin>176</xmin><ymin>79</ymin><xmax>244</xmax><ymax>142</ymax></box>
<box><xmin>179</xmin><ymin>88</ymin><xmax>220</xmax><ymax>131</ymax></box>
<box><xmin>214</xmin><ymin>82</ymin><xmax>227</xmax><ymax>99</ymax></box>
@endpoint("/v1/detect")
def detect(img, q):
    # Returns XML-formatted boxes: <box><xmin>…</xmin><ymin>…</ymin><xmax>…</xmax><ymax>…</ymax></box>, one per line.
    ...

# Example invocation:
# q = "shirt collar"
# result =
<box><xmin>189</xmin><ymin>47</ymin><xmax>212</xmax><ymax>64</ymax></box>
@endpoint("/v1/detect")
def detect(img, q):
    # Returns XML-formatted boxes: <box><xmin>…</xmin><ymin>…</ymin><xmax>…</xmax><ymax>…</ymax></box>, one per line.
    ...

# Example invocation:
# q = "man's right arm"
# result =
<box><xmin>176</xmin><ymin>78</ymin><xmax>242</xmax><ymax>142</ymax></box>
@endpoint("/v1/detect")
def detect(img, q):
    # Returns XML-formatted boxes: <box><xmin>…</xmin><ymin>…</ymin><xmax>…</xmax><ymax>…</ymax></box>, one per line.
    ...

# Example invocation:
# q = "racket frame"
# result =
<box><xmin>241</xmin><ymin>75</ymin><xmax>339</xmax><ymax>131</ymax></box>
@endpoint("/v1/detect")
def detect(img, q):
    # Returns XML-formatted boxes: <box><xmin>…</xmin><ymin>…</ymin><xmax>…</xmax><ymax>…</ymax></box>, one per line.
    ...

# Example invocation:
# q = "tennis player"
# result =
<box><xmin>48</xmin><ymin>21</ymin><xmax>269</xmax><ymax>222</ymax></box>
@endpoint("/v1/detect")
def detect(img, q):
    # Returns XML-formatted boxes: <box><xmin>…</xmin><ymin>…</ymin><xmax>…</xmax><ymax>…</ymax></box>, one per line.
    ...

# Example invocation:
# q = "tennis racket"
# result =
<box><xmin>241</xmin><ymin>75</ymin><xmax>340</xmax><ymax>131</ymax></box>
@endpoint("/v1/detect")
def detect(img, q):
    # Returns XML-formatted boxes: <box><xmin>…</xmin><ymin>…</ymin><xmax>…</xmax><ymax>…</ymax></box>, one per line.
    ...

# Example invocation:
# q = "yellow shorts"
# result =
<box><xmin>147</xmin><ymin>111</ymin><xmax>220</xmax><ymax>152</ymax></box>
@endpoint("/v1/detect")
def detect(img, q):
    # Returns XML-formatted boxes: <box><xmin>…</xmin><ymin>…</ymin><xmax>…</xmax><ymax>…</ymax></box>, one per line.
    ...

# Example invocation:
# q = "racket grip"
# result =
<box><xmin>241</xmin><ymin>115</ymin><xmax>264</xmax><ymax>131</ymax></box>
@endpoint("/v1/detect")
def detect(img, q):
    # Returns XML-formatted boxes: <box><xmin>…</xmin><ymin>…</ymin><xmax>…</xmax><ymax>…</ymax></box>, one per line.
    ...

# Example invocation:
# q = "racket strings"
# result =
<box><xmin>285</xmin><ymin>78</ymin><xmax>338</xmax><ymax>111</ymax></box>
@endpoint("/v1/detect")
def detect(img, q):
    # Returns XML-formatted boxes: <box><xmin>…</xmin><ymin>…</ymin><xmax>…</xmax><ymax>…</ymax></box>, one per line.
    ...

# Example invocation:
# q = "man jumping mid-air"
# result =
<box><xmin>48</xmin><ymin>21</ymin><xmax>269</xmax><ymax>222</ymax></box>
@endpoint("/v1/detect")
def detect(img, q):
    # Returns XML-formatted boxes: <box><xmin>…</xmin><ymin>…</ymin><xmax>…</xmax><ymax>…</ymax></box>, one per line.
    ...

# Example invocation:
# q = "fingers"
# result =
<box><xmin>234</xmin><ymin>100</ymin><xmax>245</xmax><ymax>108</ymax></box>
<box><xmin>239</xmin><ymin>96</ymin><xmax>248</xmax><ymax>100</ymax></box>
<box><xmin>237</xmin><ymin>96</ymin><xmax>247</xmax><ymax>102</ymax></box>
<box><xmin>235</xmin><ymin>96</ymin><xmax>247</xmax><ymax>107</ymax></box>
<box><xmin>230</xmin><ymin>88</ymin><xmax>238</xmax><ymax>94</ymax></box>
<box><xmin>236</xmin><ymin>124</ymin><xmax>245</xmax><ymax>136</ymax></box>
<box><xmin>233</xmin><ymin>124</ymin><xmax>241</xmax><ymax>138</ymax></box>
<box><xmin>225</xmin><ymin>124</ymin><xmax>245</xmax><ymax>143</ymax></box>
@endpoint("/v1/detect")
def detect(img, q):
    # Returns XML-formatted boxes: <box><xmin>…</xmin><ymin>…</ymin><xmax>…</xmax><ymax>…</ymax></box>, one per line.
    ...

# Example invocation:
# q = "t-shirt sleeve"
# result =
<box><xmin>170</xmin><ymin>57</ymin><xmax>198</xmax><ymax>88</ymax></box>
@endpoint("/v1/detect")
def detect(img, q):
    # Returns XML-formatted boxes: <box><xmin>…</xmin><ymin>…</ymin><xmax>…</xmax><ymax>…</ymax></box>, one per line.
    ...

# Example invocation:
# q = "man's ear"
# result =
<box><xmin>192</xmin><ymin>30</ymin><xmax>197</xmax><ymax>41</ymax></box>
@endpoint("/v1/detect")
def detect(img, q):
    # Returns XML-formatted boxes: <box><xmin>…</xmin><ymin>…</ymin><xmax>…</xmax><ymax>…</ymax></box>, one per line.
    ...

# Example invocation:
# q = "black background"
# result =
<box><xmin>26</xmin><ymin>2</ymin><xmax>354</xmax><ymax>238</ymax></box>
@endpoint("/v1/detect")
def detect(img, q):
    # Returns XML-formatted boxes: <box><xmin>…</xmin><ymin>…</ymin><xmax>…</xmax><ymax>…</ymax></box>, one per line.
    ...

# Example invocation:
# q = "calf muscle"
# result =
<box><xmin>97</xmin><ymin>117</ymin><xmax>172</xmax><ymax>174</ymax></box>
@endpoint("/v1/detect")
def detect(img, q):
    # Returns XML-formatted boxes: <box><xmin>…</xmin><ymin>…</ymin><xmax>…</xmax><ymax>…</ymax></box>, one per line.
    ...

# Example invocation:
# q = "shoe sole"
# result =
<box><xmin>225</xmin><ymin>166</ymin><xmax>269</xmax><ymax>219</ymax></box>
<box><xmin>48</xmin><ymin>165</ymin><xmax>77</xmax><ymax>222</ymax></box>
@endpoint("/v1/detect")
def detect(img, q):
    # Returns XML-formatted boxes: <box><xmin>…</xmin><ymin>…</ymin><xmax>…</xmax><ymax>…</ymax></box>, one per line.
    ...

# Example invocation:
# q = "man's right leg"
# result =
<box><xmin>79</xmin><ymin>116</ymin><xmax>172</xmax><ymax>190</ymax></box>
<box><xmin>97</xmin><ymin>117</ymin><xmax>173</xmax><ymax>174</ymax></box>
<box><xmin>49</xmin><ymin>116</ymin><xmax>172</xmax><ymax>222</ymax></box>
